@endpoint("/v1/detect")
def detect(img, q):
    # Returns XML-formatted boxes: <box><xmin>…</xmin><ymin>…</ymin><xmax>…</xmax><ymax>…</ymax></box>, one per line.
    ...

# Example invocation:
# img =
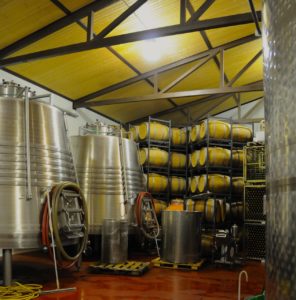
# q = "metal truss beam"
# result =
<box><xmin>215</xmin><ymin>96</ymin><xmax>263</xmax><ymax>122</ymax></box>
<box><xmin>128</xmin><ymin>49</ymin><xmax>263</xmax><ymax>122</ymax></box>
<box><xmin>180</xmin><ymin>0</ymin><xmax>187</xmax><ymax>24</ymax></box>
<box><xmin>130</xmin><ymin>93</ymin><xmax>234</xmax><ymax>124</ymax></box>
<box><xmin>248</xmin><ymin>0</ymin><xmax>261</xmax><ymax>35</ymax></box>
<box><xmin>87</xmin><ymin>11</ymin><xmax>94</xmax><ymax>41</ymax></box>
<box><xmin>187</xmin><ymin>0</ymin><xmax>215</xmax><ymax>23</ymax></box>
<box><xmin>95</xmin><ymin>0</ymin><xmax>147</xmax><ymax>39</ymax></box>
<box><xmin>83</xmin><ymin>82</ymin><xmax>263</xmax><ymax>107</ymax></box>
<box><xmin>197</xmin><ymin>95</ymin><xmax>264</xmax><ymax>122</ymax></box>
<box><xmin>159</xmin><ymin>51</ymin><xmax>218</xmax><ymax>93</ymax></box>
<box><xmin>107</xmin><ymin>47</ymin><xmax>187</xmax><ymax>117</ymax></box>
<box><xmin>194</xmin><ymin>95</ymin><xmax>231</xmax><ymax>121</ymax></box>
<box><xmin>0</xmin><ymin>12</ymin><xmax>261</xmax><ymax>68</ymax></box>
<box><xmin>227</xmin><ymin>50</ymin><xmax>262</xmax><ymax>86</ymax></box>
<box><xmin>0</xmin><ymin>0</ymin><xmax>118</xmax><ymax>59</ymax></box>
<box><xmin>74</xmin><ymin>34</ymin><xmax>258</xmax><ymax>107</ymax></box>
<box><xmin>187</xmin><ymin>1</ymin><xmax>240</xmax><ymax>104</ymax></box>
<box><xmin>200</xmin><ymin>31</ymin><xmax>239</xmax><ymax>101</ymax></box>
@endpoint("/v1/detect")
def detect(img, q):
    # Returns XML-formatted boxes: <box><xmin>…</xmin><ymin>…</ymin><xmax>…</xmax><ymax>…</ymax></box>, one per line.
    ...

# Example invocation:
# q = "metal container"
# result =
<box><xmin>161</xmin><ymin>211</ymin><xmax>202</xmax><ymax>264</ymax></box>
<box><xmin>264</xmin><ymin>1</ymin><xmax>296</xmax><ymax>298</ymax></box>
<box><xmin>71</xmin><ymin>133</ymin><xmax>145</xmax><ymax>234</ymax></box>
<box><xmin>0</xmin><ymin>82</ymin><xmax>76</xmax><ymax>249</ymax></box>
<box><xmin>101</xmin><ymin>219</ymin><xmax>128</xmax><ymax>264</ymax></box>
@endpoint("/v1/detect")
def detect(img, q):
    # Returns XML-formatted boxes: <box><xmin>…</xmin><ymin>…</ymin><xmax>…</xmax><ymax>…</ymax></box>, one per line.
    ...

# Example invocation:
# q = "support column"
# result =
<box><xmin>3</xmin><ymin>249</ymin><xmax>12</xmax><ymax>286</ymax></box>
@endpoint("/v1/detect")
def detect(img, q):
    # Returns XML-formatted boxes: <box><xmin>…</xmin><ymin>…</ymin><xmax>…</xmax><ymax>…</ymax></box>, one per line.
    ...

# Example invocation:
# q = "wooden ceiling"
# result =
<box><xmin>0</xmin><ymin>0</ymin><xmax>263</xmax><ymax>124</ymax></box>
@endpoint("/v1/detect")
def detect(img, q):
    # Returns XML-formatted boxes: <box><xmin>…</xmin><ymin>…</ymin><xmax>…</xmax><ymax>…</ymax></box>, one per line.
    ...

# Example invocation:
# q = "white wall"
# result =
<box><xmin>216</xmin><ymin>98</ymin><xmax>264</xmax><ymax>120</ymax></box>
<box><xmin>216</xmin><ymin>98</ymin><xmax>264</xmax><ymax>134</ymax></box>
<box><xmin>0</xmin><ymin>70</ymin><xmax>117</xmax><ymax>136</ymax></box>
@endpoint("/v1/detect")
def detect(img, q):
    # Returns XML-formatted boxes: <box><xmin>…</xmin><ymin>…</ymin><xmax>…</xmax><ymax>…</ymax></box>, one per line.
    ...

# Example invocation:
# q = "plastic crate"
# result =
<box><xmin>244</xmin><ymin>145</ymin><xmax>265</xmax><ymax>183</ymax></box>
<box><xmin>244</xmin><ymin>223</ymin><xmax>265</xmax><ymax>260</ymax></box>
<box><xmin>244</xmin><ymin>186</ymin><xmax>266</xmax><ymax>222</ymax></box>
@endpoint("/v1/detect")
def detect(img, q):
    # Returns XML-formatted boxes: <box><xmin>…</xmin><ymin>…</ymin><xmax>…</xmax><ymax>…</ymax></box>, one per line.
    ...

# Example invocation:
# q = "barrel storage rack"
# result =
<box><xmin>188</xmin><ymin>116</ymin><xmax>253</xmax><ymax>262</ymax></box>
<box><xmin>170</xmin><ymin>126</ymin><xmax>189</xmax><ymax>201</ymax></box>
<box><xmin>243</xmin><ymin>142</ymin><xmax>266</xmax><ymax>260</ymax></box>
<box><xmin>231</xmin><ymin>119</ymin><xmax>255</xmax><ymax>227</ymax></box>
<box><xmin>189</xmin><ymin>116</ymin><xmax>233</xmax><ymax>263</ymax></box>
<box><xmin>132</xmin><ymin>116</ymin><xmax>172</xmax><ymax>203</ymax></box>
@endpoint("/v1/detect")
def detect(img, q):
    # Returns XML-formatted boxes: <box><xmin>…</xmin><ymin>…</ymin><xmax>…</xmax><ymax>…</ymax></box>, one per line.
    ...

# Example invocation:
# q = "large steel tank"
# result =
<box><xmin>71</xmin><ymin>122</ymin><xmax>145</xmax><ymax>234</ymax></box>
<box><xmin>263</xmin><ymin>1</ymin><xmax>296</xmax><ymax>299</ymax></box>
<box><xmin>0</xmin><ymin>81</ymin><xmax>76</xmax><ymax>249</ymax></box>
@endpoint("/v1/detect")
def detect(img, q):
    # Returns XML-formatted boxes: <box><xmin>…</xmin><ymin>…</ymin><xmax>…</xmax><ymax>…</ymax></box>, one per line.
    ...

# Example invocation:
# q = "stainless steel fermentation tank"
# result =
<box><xmin>264</xmin><ymin>1</ymin><xmax>296</xmax><ymax>299</ymax></box>
<box><xmin>0</xmin><ymin>81</ymin><xmax>76</xmax><ymax>249</ymax></box>
<box><xmin>71</xmin><ymin>123</ymin><xmax>145</xmax><ymax>234</ymax></box>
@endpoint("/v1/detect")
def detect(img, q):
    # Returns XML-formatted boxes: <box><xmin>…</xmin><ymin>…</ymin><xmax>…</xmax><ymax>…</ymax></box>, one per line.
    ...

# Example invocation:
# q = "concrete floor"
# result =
<box><xmin>8</xmin><ymin>252</ymin><xmax>265</xmax><ymax>300</ymax></box>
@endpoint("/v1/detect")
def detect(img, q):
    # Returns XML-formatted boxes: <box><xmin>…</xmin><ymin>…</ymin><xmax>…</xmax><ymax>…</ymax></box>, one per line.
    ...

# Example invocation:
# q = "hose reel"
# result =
<box><xmin>135</xmin><ymin>192</ymin><xmax>160</xmax><ymax>240</ymax></box>
<box><xmin>41</xmin><ymin>182</ymin><xmax>88</xmax><ymax>269</ymax></box>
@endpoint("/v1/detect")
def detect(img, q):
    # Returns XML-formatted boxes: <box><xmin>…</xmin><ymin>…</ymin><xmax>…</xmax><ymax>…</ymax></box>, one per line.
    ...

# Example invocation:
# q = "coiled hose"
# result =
<box><xmin>41</xmin><ymin>182</ymin><xmax>88</xmax><ymax>269</ymax></box>
<box><xmin>0</xmin><ymin>282</ymin><xmax>42</xmax><ymax>300</ymax></box>
<box><xmin>135</xmin><ymin>192</ymin><xmax>160</xmax><ymax>240</ymax></box>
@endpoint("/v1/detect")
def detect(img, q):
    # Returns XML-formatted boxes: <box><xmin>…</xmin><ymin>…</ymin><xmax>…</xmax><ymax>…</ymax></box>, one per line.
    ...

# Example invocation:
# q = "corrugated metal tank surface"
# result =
<box><xmin>0</xmin><ymin>82</ymin><xmax>76</xmax><ymax>249</ymax></box>
<box><xmin>71</xmin><ymin>126</ymin><xmax>145</xmax><ymax>234</ymax></box>
<box><xmin>264</xmin><ymin>1</ymin><xmax>296</xmax><ymax>299</ymax></box>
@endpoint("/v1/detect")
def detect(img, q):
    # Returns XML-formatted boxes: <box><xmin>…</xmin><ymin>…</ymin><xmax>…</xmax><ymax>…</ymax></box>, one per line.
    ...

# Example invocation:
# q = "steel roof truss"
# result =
<box><xmin>128</xmin><ymin>49</ymin><xmax>263</xmax><ymax>122</ymax></box>
<box><xmin>74</xmin><ymin>34</ymin><xmax>258</xmax><ymax>106</ymax></box>
<box><xmin>0</xmin><ymin>12</ymin><xmax>261</xmax><ymax>68</ymax></box>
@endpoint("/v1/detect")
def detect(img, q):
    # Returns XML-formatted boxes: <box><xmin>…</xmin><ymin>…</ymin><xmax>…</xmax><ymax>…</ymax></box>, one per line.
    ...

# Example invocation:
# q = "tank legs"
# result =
<box><xmin>3</xmin><ymin>249</ymin><xmax>12</xmax><ymax>286</ymax></box>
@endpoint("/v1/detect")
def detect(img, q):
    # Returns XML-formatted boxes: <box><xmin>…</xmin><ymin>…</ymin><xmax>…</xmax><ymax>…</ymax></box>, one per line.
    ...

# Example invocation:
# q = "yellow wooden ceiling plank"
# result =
<box><xmin>205</xmin><ymin>97</ymin><xmax>237</xmax><ymax>116</ymax></box>
<box><xmin>8</xmin><ymin>48</ymin><xmax>137</xmax><ymax>99</ymax></box>
<box><xmin>88</xmin><ymin>81</ymin><xmax>154</xmax><ymax>102</ymax></box>
<box><xmin>94</xmin><ymin>99</ymin><xmax>173</xmax><ymax>123</ymax></box>
<box><xmin>231</xmin><ymin>59</ymin><xmax>263</xmax><ymax>87</ymax></box>
<box><xmin>239</xmin><ymin>91</ymin><xmax>264</xmax><ymax>102</ymax></box>
<box><xmin>58</xmin><ymin>0</ymin><xmax>94</xmax><ymax>12</ymax></box>
<box><xmin>223</xmin><ymin>39</ymin><xmax>262</xmax><ymax>81</ymax></box>
<box><xmin>199</xmin><ymin>0</ymin><xmax>262</xmax><ymax>20</ymax></box>
<box><xmin>0</xmin><ymin>0</ymin><xmax>65</xmax><ymax>49</ymax></box>
<box><xmin>112</xmin><ymin>31</ymin><xmax>209</xmax><ymax>73</ymax></box>
<box><xmin>167</xmin><ymin>60</ymin><xmax>221</xmax><ymax>92</ymax></box>
<box><xmin>205</xmin><ymin>24</ymin><xmax>257</xmax><ymax>48</ymax></box>
<box><xmin>102</xmin><ymin>0</ymin><xmax>180</xmax><ymax>37</ymax></box>
<box><xmin>9</xmin><ymin>23</ymin><xmax>88</xmax><ymax>57</ymax></box>
<box><xmin>90</xmin><ymin>1</ymin><xmax>141</xmax><ymax>36</ymax></box>
<box><xmin>146</xmin><ymin>60</ymin><xmax>206</xmax><ymax>92</ymax></box>
<box><xmin>86</xmin><ymin>58</ymin><xmax>221</xmax><ymax>105</ymax></box>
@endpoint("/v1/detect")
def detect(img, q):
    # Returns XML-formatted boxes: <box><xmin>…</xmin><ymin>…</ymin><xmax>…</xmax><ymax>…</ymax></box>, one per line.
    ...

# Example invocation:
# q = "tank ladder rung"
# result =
<box><xmin>62</xmin><ymin>208</ymin><xmax>83</xmax><ymax>214</ymax></box>
<box><xmin>61</xmin><ymin>191</ymin><xmax>80</xmax><ymax>198</ymax></box>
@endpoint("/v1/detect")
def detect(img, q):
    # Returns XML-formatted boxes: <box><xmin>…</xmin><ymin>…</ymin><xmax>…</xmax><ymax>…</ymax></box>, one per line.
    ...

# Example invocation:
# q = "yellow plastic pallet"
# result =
<box><xmin>89</xmin><ymin>261</ymin><xmax>150</xmax><ymax>276</ymax></box>
<box><xmin>152</xmin><ymin>257</ymin><xmax>204</xmax><ymax>271</ymax></box>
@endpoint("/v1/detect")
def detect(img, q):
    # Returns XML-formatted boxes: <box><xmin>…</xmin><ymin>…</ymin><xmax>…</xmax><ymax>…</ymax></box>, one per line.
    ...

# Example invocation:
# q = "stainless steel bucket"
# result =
<box><xmin>101</xmin><ymin>219</ymin><xmax>128</xmax><ymax>264</ymax></box>
<box><xmin>161</xmin><ymin>211</ymin><xmax>202</xmax><ymax>264</ymax></box>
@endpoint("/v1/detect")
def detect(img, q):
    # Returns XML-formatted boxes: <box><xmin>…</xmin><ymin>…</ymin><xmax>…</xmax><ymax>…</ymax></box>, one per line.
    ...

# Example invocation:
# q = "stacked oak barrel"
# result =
<box><xmin>188</xmin><ymin>118</ymin><xmax>253</xmax><ymax>256</ymax></box>
<box><xmin>130</xmin><ymin>118</ymin><xmax>188</xmax><ymax>218</ymax></box>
